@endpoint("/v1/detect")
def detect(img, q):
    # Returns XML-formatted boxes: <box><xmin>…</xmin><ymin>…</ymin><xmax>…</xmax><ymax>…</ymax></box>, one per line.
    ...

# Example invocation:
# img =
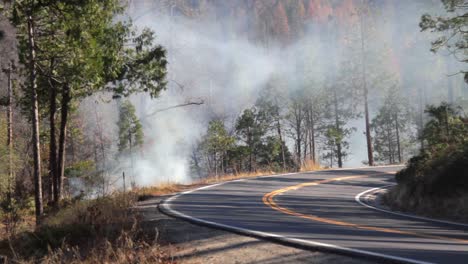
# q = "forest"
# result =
<box><xmin>0</xmin><ymin>0</ymin><xmax>466</xmax><ymax>263</ymax></box>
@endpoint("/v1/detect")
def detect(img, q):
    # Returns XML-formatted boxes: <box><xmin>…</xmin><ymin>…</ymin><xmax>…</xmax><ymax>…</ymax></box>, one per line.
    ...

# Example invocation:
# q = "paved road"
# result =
<box><xmin>161</xmin><ymin>167</ymin><xmax>468</xmax><ymax>264</ymax></box>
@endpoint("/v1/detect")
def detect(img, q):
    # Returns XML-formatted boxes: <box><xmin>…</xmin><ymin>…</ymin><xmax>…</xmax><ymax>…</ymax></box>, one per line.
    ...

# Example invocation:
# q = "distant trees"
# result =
<box><xmin>200</xmin><ymin>120</ymin><xmax>234</xmax><ymax>176</ymax></box>
<box><xmin>118</xmin><ymin>100</ymin><xmax>144</xmax><ymax>154</ymax></box>
<box><xmin>371</xmin><ymin>86</ymin><xmax>413</xmax><ymax>164</ymax></box>
<box><xmin>272</xmin><ymin>1</ymin><xmax>290</xmax><ymax>44</ymax></box>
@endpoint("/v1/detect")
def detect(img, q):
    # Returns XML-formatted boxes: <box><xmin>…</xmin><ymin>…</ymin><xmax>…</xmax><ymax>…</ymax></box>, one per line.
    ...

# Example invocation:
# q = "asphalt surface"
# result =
<box><xmin>162</xmin><ymin>167</ymin><xmax>468</xmax><ymax>264</ymax></box>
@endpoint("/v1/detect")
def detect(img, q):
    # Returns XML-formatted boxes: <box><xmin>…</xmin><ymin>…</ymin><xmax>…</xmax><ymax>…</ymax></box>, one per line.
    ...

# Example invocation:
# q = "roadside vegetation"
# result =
<box><xmin>384</xmin><ymin>103</ymin><xmax>468</xmax><ymax>222</ymax></box>
<box><xmin>384</xmin><ymin>0</ymin><xmax>468</xmax><ymax>222</ymax></box>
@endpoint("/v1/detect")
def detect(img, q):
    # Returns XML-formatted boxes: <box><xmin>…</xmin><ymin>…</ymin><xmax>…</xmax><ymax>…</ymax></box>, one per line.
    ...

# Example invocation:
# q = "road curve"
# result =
<box><xmin>160</xmin><ymin>167</ymin><xmax>468</xmax><ymax>264</ymax></box>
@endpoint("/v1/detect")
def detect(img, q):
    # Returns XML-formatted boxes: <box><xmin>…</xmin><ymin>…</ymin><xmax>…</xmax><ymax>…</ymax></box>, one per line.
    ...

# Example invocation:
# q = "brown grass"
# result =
<box><xmin>300</xmin><ymin>160</ymin><xmax>321</xmax><ymax>172</ymax></box>
<box><xmin>384</xmin><ymin>186</ymin><xmax>468</xmax><ymax>223</ymax></box>
<box><xmin>0</xmin><ymin>192</ymin><xmax>171</xmax><ymax>263</ymax></box>
<box><xmin>136</xmin><ymin>170</ymin><xmax>294</xmax><ymax>198</ymax></box>
<box><xmin>36</xmin><ymin>232</ymin><xmax>174</xmax><ymax>264</ymax></box>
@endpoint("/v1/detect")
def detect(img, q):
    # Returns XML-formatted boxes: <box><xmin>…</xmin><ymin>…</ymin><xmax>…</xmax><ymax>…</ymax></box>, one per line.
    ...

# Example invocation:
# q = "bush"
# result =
<box><xmin>396</xmin><ymin>142</ymin><xmax>468</xmax><ymax>197</ymax></box>
<box><xmin>385</xmin><ymin>103</ymin><xmax>468</xmax><ymax>222</ymax></box>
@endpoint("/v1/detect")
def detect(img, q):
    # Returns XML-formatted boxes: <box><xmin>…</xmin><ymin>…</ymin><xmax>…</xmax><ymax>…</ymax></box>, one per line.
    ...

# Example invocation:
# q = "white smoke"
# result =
<box><xmin>82</xmin><ymin>1</ymin><xmax>466</xmax><ymax>188</ymax></box>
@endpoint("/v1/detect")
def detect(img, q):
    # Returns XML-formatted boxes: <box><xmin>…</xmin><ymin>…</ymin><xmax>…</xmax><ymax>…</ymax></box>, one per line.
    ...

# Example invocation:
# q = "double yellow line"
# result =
<box><xmin>262</xmin><ymin>173</ymin><xmax>468</xmax><ymax>244</ymax></box>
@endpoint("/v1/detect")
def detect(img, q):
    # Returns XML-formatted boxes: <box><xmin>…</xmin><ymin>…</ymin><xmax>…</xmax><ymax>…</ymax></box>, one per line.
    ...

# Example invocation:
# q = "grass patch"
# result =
<box><xmin>0</xmin><ymin>192</ymin><xmax>173</xmax><ymax>263</ymax></box>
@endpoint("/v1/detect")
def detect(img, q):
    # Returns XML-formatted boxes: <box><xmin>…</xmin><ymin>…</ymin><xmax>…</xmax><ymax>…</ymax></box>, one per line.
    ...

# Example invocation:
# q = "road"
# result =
<box><xmin>160</xmin><ymin>167</ymin><xmax>468</xmax><ymax>264</ymax></box>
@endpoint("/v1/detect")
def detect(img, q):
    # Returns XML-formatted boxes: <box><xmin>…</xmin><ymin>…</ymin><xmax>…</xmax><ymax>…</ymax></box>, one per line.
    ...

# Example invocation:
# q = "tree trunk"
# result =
<box><xmin>295</xmin><ymin>109</ymin><xmax>302</xmax><ymax>171</ymax></box>
<box><xmin>248</xmin><ymin>130</ymin><xmax>253</xmax><ymax>172</ymax></box>
<box><xmin>48</xmin><ymin>77</ymin><xmax>58</xmax><ymax>203</ymax></box>
<box><xmin>364</xmin><ymin>91</ymin><xmax>374</xmax><ymax>166</ymax></box>
<box><xmin>28</xmin><ymin>15</ymin><xmax>43</xmax><ymax>225</ymax></box>
<box><xmin>395</xmin><ymin>114</ymin><xmax>402</xmax><ymax>163</ymax></box>
<box><xmin>6</xmin><ymin>62</ymin><xmax>13</xmax><ymax>195</ymax></box>
<box><xmin>360</xmin><ymin>12</ymin><xmax>374</xmax><ymax>166</ymax></box>
<box><xmin>276</xmin><ymin>118</ymin><xmax>286</xmax><ymax>171</ymax></box>
<box><xmin>333</xmin><ymin>89</ymin><xmax>343</xmax><ymax>168</ymax></box>
<box><xmin>303</xmin><ymin>125</ymin><xmax>308</xmax><ymax>164</ymax></box>
<box><xmin>386</xmin><ymin>127</ymin><xmax>393</xmax><ymax>164</ymax></box>
<box><xmin>418</xmin><ymin>87</ymin><xmax>425</xmax><ymax>151</ymax></box>
<box><xmin>274</xmin><ymin>97</ymin><xmax>286</xmax><ymax>171</ymax></box>
<box><xmin>309</xmin><ymin>108</ymin><xmax>316</xmax><ymax>164</ymax></box>
<box><xmin>56</xmin><ymin>84</ymin><xmax>71</xmax><ymax>204</ymax></box>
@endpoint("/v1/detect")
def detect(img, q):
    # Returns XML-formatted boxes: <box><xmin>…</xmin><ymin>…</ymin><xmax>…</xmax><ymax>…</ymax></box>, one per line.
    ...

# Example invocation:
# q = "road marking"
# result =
<box><xmin>160</xmin><ymin>167</ymin><xmax>442</xmax><ymax>264</ymax></box>
<box><xmin>356</xmin><ymin>186</ymin><xmax>468</xmax><ymax>228</ymax></box>
<box><xmin>263</xmin><ymin>174</ymin><xmax>468</xmax><ymax>244</ymax></box>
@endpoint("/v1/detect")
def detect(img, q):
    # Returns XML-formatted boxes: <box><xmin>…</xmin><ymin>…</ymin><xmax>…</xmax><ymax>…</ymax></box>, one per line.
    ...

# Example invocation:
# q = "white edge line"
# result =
<box><xmin>355</xmin><ymin>186</ymin><xmax>468</xmax><ymax>228</ymax></box>
<box><xmin>159</xmin><ymin>165</ymin><xmax>434</xmax><ymax>264</ymax></box>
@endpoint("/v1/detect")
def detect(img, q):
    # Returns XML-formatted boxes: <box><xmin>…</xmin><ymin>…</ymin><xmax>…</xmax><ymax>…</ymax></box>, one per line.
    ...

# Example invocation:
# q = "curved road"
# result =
<box><xmin>161</xmin><ymin>167</ymin><xmax>468</xmax><ymax>264</ymax></box>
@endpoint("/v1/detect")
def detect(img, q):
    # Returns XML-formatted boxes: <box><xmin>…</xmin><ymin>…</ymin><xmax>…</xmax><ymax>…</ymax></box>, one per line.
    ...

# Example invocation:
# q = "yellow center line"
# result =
<box><xmin>262</xmin><ymin>173</ymin><xmax>468</xmax><ymax>244</ymax></box>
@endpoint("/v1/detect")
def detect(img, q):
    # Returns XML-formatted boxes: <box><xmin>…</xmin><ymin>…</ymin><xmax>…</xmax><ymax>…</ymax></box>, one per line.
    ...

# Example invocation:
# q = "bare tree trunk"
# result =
<box><xmin>28</xmin><ymin>15</ymin><xmax>43</xmax><ymax>225</ymax></box>
<box><xmin>295</xmin><ymin>107</ymin><xmax>302</xmax><ymax>171</ymax></box>
<box><xmin>274</xmin><ymin>97</ymin><xmax>286</xmax><ymax>171</ymax></box>
<box><xmin>333</xmin><ymin>89</ymin><xmax>343</xmax><ymax>168</ymax></box>
<box><xmin>359</xmin><ymin>11</ymin><xmax>374</xmax><ymax>166</ymax></box>
<box><xmin>94</xmin><ymin>108</ymin><xmax>107</xmax><ymax>196</ymax></box>
<box><xmin>6</xmin><ymin>62</ymin><xmax>13</xmax><ymax>196</ymax></box>
<box><xmin>386</xmin><ymin>127</ymin><xmax>393</xmax><ymax>164</ymax></box>
<box><xmin>303</xmin><ymin>125</ymin><xmax>308</xmax><ymax>164</ymax></box>
<box><xmin>248</xmin><ymin>131</ymin><xmax>253</xmax><ymax>172</ymax></box>
<box><xmin>48</xmin><ymin>77</ymin><xmax>58</xmax><ymax>203</ymax></box>
<box><xmin>309</xmin><ymin>108</ymin><xmax>316</xmax><ymax>164</ymax></box>
<box><xmin>418</xmin><ymin>87</ymin><xmax>425</xmax><ymax>151</ymax></box>
<box><xmin>364</xmin><ymin>91</ymin><xmax>374</xmax><ymax>166</ymax></box>
<box><xmin>276</xmin><ymin>119</ymin><xmax>286</xmax><ymax>171</ymax></box>
<box><xmin>56</xmin><ymin>84</ymin><xmax>71</xmax><ymax>204</ymax></box>
<box><xmin>395</xmin><ymin>114</ymin><xmax>402</xmax><ymax>163</ymax></box>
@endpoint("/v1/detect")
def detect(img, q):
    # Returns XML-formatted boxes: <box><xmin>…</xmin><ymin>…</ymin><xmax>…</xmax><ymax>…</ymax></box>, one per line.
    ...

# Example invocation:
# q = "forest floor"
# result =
<box><xmin>137</xmin><ymin>195</ymin><xmax>375</xmax><ymax>264</ymax></box>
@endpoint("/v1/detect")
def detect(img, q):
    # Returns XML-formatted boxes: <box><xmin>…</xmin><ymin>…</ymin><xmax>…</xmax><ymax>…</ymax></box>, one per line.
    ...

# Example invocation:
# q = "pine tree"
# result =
<box><xmin>201</xmin><ymin>120</ymin><xmax>234</xmax><ymax>176</ymax></box>
<box><xmin>420</xmin><ymin>0</ymin><xmax>468</xmax><ymax>83</ymax></box>
<box><xmin>371</xmin><ymin>86</ymin><xmax>412</xmax><ymax>164</ymax></box>
<box><xmin>118</xmin><ymin>100</ymin><xmax>144</xmax><ymax>154</ymax></box>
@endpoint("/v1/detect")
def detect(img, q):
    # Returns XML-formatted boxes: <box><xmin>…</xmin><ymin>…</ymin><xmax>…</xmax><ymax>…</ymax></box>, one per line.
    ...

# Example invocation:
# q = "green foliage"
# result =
<box><xmin>422</xmin><ymin>102</ymin><xmax>468</xmax><ymax>150</ymax></box>
<box><xmin>113</xmin><ymin>28</ymin><xmax>168</xmax><ymax>98</ymax></box>
<box><xmin>10</xmin><ymin>0</ymin><xmax>167</xmax><ymax>115</ymax></box>
<box><xmin>321</xmin><ymin>125</ymin><xmax>353</xmax><ymax>166</ymax></box>
<box><xmin>203</xmin><ymin>120</ymin><xmax>234</xmax><ymax>155</ymax></box>
<box><xmin>420</xmin><ymin>0</ymin><xmax>467</xmax><ymax>82</ymax></box>
<box><xmin>395</xmin><ymin>102</ymin><xmax>468</xmax><ymax>197</ymax></box>
<box><xmin>371</xmin><ymin>86</ymin><xmax>413</xmax><ymax>163</ymax></box>
<box><xmin>117</xmin><ymin>100</ymin><xmax>144</xmax><ymax>153</ymax></box>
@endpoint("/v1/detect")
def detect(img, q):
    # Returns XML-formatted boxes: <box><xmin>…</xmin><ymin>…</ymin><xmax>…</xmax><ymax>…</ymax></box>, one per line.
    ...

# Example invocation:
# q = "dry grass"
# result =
<box><xmin>137</xmin><ymin>166</ymin><xmax>325</xmax><ymax>199</ymax></box>
<box><xmin>136</xmin><ymin>170</ymin><xmax>293</xmax><ymax>198</ymax></box>
<box><xmin>0</xmin><ymin>192</ymin><xmax>167</xmax><ymax>263</ymax></box>
<box><xmin>384</xmin><ymin>186</ymin><xmax>468</xmax><ymax>223</ymax></box>
<box><xmin>300</xmin><ymin>160</ymin><xmax>321</xmax><ymax>172</ymax></box>
<box><xmin>200</xmin><ymin>170</ymin><xmax>276</xmax><ymax>184</ymax></box>
<box><xmin>44</xmin><ymin>192</ymin><xmax>138</xmax><ymax>228</ymax></box>
<box><xmin>36</xmin><ymin>232</ymin><xmax>174</xmax><ymax>264</ymax></box>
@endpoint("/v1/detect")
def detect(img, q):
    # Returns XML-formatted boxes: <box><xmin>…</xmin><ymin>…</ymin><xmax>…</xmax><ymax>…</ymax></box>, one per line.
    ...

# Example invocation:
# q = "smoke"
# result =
<box><xmin>83</xmin><ymin>1</ymin><xmax>466</xmax><ymax>188</ymax></box>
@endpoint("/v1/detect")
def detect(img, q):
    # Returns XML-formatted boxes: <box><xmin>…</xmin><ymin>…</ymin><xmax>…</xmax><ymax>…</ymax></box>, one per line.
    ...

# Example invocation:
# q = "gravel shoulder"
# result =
<box><xmin>137</xmin><ymin>196</ymin><xmax>378</xmax><ymax>264</ymax></box>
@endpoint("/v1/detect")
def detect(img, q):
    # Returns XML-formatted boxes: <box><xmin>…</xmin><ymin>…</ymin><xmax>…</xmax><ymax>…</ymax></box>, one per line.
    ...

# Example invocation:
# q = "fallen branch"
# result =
<box><xmin>146</xmin><ymin>99</ymin><xmax>204</xmax><ymax>117</ymax></box>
